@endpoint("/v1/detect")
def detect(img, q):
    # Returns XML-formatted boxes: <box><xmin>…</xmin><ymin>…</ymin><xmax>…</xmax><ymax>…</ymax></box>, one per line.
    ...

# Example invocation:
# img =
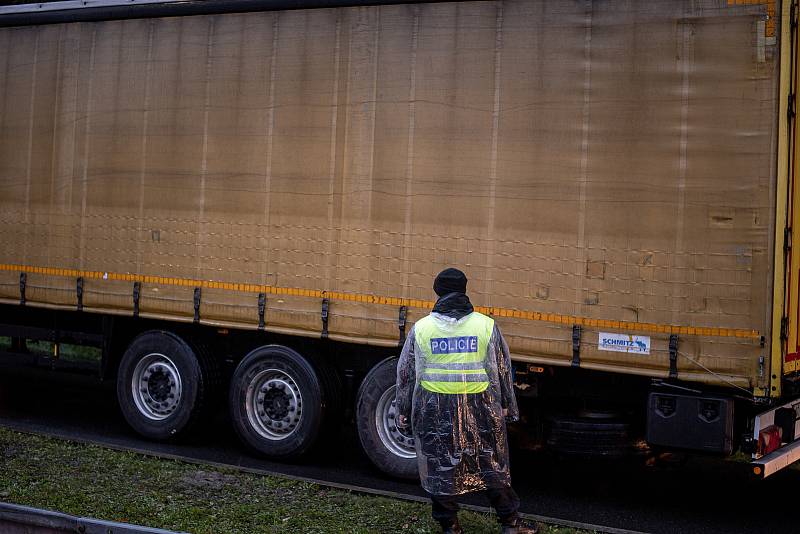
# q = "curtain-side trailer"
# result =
<box><xmin>1</xmin><ymin>0</ymin><xmax>799</xmax><ymax>479</ymax></box>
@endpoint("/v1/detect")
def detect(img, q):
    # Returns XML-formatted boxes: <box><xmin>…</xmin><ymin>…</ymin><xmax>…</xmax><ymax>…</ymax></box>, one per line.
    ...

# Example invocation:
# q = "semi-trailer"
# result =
<box><xmin>0</xmin><ymin>0</ymin><xmax>798</xmax><ymax>479</ymax></box>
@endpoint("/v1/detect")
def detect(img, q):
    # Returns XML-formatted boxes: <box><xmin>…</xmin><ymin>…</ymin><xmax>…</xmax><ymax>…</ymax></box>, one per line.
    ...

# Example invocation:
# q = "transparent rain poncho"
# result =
<box><xmin>395</xmin><ymin>311</ymin><xmax>519</xmax><ymax>496</ymax></box>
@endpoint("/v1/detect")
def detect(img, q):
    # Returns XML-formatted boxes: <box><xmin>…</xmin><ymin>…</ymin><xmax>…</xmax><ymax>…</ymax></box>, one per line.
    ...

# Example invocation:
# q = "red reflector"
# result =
<box><xmin>758</xmin><ymin>425</ymin><xmax>783</xmax><ymax>456</ymax></box>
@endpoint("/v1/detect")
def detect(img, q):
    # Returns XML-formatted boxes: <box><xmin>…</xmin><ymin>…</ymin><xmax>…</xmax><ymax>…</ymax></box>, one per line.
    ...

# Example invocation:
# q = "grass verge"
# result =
<box><xmin>0</xmin><ymin>428</ymin><xmax>588</xmax><ymax>533</ymax></box>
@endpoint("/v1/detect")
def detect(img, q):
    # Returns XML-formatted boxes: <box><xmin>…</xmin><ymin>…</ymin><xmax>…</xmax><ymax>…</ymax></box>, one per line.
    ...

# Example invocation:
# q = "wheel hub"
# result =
<box><xmin>247</xmin><ymin>370</ymin><xmax>303</xmax><ymax>440</ymax></box>
<box><xmin>131</xmin><ymin>353</ymin><xmax>183</xmax><ymax>421</ymax></box>
<box><xmin>375</xmin><ymin>386</ymin><xmax>416</xmax><ymax>459</ymax></box>
<box><xmin>146</xmin><ymin>366</ymin><xmax>172</xmax><ymax>401</ymax></box>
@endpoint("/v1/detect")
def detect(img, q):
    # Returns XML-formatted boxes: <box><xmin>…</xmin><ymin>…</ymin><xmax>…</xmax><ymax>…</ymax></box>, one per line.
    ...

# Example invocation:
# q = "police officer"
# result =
<box><xmin>395</xmin><ymin>268</ymin><xmax>536</xmax><ymax>534</ymax></box>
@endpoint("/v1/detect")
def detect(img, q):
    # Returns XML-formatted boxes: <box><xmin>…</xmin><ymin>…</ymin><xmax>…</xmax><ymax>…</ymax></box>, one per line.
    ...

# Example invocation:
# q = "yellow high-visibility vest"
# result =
<box><xmin>415</xmin><ymin>312</ymin><xmax>494</xmax><ymax>394</ymax></box>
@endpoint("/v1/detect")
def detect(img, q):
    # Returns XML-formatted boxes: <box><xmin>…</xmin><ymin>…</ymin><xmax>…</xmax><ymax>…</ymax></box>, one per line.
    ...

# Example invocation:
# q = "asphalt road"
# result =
<box><xmin>0</xmin><ymin>365</ymin><xmax>796</xmax><ymax>534</ymax></box>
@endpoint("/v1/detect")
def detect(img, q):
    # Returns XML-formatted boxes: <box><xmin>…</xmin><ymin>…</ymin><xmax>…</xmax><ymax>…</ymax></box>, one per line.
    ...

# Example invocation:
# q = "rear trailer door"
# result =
<box><xmin>747</xmin><ymin>0</ymin><xmax>800</xmax><ymax>478</ymax></box>
<box><xmin>778</xmin><ymin>0</ymin><xmax>800</xmax><ymax>392</ymax></box>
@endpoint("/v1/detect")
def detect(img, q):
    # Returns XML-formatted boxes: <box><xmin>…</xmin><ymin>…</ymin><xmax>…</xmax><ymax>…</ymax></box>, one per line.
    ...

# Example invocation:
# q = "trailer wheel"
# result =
<box><xmin>116</xmin><ymin>330</ymin><xmax>206</xmax><ymax>440</ymax></box>
<box><xmin>356</xmin><ymin>358</ymin><xmax>418</xmax><ymax>479</ymax></box>
<box><xmin>229</xmin><ymin>345</ymin><xmax>324</xmax><ymax>458</ymax></box>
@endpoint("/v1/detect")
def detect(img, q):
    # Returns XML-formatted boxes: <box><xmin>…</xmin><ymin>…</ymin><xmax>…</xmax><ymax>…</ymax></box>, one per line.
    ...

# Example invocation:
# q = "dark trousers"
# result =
<box><xmin>430</xmin><ymin>485</ymin><xmax>520</xmax><ymax>526</ymax></box>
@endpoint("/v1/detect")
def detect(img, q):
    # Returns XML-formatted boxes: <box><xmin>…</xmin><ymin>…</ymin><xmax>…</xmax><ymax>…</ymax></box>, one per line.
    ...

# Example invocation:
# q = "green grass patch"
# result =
<box><xmin>0</xmin><ymin>338</ymin><xmax>100</xmax><ymax>364</ymax></box>
<box><xmin>59</xmin><ymin>343</ymin><xmax>102</xmax><ymax>364</ymax></box>
<box><xmin>0</xmin><ymin>428</ymin><xmax>588</xmax><ymax>533</ymax></box>
<box><xmin>24</xmin><ymin>339</ymin><xmax>53</xmax><ymax>356</ymax></box>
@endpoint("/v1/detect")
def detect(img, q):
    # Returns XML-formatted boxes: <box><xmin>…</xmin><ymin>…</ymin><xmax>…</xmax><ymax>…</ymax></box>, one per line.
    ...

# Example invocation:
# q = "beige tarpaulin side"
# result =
<box><xmin>0</xmin><ymin>0</ymin><xmax>779</xmax><ymax>390</ymax></box>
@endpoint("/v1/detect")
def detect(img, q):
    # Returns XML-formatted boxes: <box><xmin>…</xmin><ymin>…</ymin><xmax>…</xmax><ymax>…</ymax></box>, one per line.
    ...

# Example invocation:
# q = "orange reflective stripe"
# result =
<box><xmin>0</xmin><ymin>262</ymin><xmax>761</xmax><ymax>339</ymax></box>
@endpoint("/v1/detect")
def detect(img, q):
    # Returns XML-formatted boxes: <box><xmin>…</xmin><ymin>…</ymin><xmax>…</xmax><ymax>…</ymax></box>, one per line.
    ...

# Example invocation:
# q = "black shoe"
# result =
<box><xmin>500</xmin><ymin>518</ymin><xmax>538</xmax><ymax>534</ymax></box>
<box><xmin>441</xmin><ymin>519</ymin><xmax>464</xmax><ymax>534</ymax></box>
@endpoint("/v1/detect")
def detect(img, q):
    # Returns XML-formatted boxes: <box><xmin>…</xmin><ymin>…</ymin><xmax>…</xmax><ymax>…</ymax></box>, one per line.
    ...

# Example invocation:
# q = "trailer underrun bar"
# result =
<box><xmin>753</xmin><ymin>440</ymin><xmax>800</xmax><ymax>478</ymax></box>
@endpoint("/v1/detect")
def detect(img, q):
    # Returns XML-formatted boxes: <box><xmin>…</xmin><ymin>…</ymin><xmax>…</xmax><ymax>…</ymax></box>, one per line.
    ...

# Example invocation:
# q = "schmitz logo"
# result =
<box><xmin>598</xmin><ymin>332</ymin><xmax>650</xmax><ymax>355</ymax></box>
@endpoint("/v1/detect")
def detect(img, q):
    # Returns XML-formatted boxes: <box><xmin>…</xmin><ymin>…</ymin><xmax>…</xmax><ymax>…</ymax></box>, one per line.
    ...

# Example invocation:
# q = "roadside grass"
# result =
<box><xmin>0</xmin><ymin>428</ymin><xmax>588</xmax><ymax>533</ymax></box>
<box><xmin>0</xmin><ymin>336</ymin><xmax>101</xmax><ymax>366</ymax></box>
<box><xmin>5</xmin><ymin>338</ymin><xmax>101</xmax><ymax>363</ymax></box>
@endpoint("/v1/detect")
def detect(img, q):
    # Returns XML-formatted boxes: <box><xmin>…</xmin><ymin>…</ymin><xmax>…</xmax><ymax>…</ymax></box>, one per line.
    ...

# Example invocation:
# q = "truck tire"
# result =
<box><xmin>116</xmin><ymin>330</ymin><xmax>208</xmax><ymax>440</ymax></box>
<box><xmin>356</xmin><ymin>357</ymin><xmax>418</xmax><ymax>479</ymax></box>
<box><xmin>229</xmin><ymin>345</ymin><xmax>325</xmax><ymax>459</ymax></box>
<box><xmin>309</xmin><ymin>355</ymin><xmax>344</xmax><ymax>435</ymax></box>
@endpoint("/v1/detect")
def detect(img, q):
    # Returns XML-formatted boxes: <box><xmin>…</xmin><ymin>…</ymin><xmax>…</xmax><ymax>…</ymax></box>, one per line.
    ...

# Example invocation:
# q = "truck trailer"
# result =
<box><xmin>0</xmin><ymin>0</ymin><xmax>799</xmax><ymax>479</ymax></box>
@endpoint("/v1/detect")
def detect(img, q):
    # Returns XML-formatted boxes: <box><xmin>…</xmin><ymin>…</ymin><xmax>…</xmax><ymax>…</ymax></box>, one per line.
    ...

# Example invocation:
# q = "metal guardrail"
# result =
<box><xmin>0</xmin><ymin>502</ymin><xmax>187</xmax><ymax>534</ymax></box>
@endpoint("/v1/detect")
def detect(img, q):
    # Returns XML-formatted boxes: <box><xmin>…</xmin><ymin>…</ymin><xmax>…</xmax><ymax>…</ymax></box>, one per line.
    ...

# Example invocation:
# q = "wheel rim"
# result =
<box><xmin>375</xmin><ymin>386</ymin><xmax>416</xmax><ymax>459</ymax></box>
<box><xmin>245</xmin><ymin>368</ymin><xmax>303</xmax><ymax>441</ymax></box>
<box><xmin>131</xmin><ymin>353</ymin><xmax>183</xmax><ymax>421</ymax></box>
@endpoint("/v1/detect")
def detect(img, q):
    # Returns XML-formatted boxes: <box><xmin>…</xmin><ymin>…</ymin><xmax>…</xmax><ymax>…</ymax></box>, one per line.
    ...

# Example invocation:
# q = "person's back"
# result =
<box><xmin>395</xmin><ymin>268</ymin><xmax>536</xmax><ymax>534</ymax></box>
<box><xmin>411</xmin><ymin>310</ymin><xmax>506</xmax><ymax>496</ymax></box>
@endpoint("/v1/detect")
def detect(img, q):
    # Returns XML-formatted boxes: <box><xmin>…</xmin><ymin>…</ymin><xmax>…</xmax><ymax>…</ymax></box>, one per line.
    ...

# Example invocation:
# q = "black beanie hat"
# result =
<box><xmin>433</xmin><ymin>268</ymin><xmax>468</xmax><ymax>296</ymax></box>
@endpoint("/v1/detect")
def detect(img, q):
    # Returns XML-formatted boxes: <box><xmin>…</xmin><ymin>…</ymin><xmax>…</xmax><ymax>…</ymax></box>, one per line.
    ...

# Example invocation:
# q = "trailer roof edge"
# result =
<box><xmin>0</xmin><ymin>0</ymin><xmax>433</xmax><ymax>26</ymax></box>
